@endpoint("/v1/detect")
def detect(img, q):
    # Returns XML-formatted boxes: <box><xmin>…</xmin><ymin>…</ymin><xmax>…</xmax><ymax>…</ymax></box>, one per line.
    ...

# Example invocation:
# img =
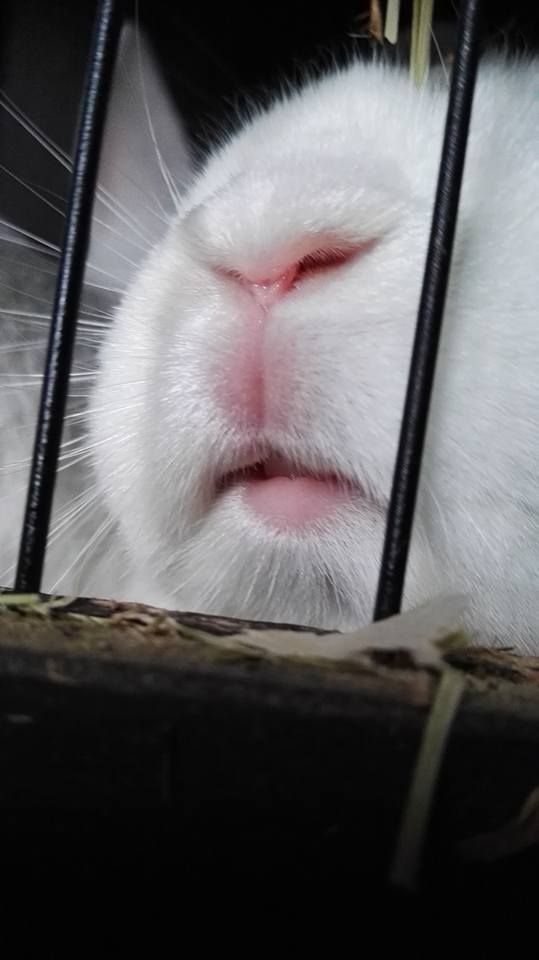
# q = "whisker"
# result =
<box><xmin>431</xmin><ymin>27</ymin><xmax>450</xmax><ymax>84</ymax></box>
<box><xmin>0</xmin><ymin>234</ymin><xmax>59</xmax><ymax>257</ymax></box>
<box><xmin>46</xmin><ymin>488</ymin><xmax>100</xmax><ymax>543</ymax></box>
<box><xmin>82</xmin><ymin>278</ymin><xmax>123</xmax><ymax>295</ymax></box>
<box><xmin>0</xmin><ymin>162</ymin><xmax>66</xmax><ymax>218</ymax></box>
<box><xmin>0</xmin><ymin>218</ymin><xmax>61</xmax><ymax>255</ymax></box>
<box><xmin>0</xmin><ymin>236</ymin><xmax>125</xmax><ymax>287</ymax></box>
<box><xmin>90</xmin><ymin>213</ymin><xmax>151</xmax><ymax>256</ymax></box>
<box><xmin>0</xmin><ymin>91</ymin><xmax>71</xmax><ymax>169</ymax></box>
<box><xmin>133</xmin><ymin>13</ymin><xmax>181</xmax><ymax>212</ymax></box>
<box><xmin>49</xmin><ymin>514</ymin><xmax>115</xmax><ymax>593</ymax></box>
<box><xmin>93</xmin><ymin>190</ymin><xmax>159</xmax><ymax>246</ymax></box>
<box><xmin>0</xmin><ymin>254</ymin><xmax>60</xmax><ymax>277</ymax></box>
<box><xmin>1</xmin><ymin>371</ymin><xmax>97</xmax><ymax>382</ymax></box>
<box><xmin>0</xmin><ymin>308</ymin><xmax>51</xmax><ymax>320</ymax></box>
<box><xmin>0</xmin><ymin>339</ymin><xmax>47</xmax><ymax>354</ymax></box>
<box><xmin>0</xmin><ymin>96</ymin><xmax>160</xmax><ymax>249</ymax></box>
<box><xmin>83</xmin><ymin>258</ymin><xmax>133</xmax><ymax>287</ymax></box>
<box><xmin>0</xmin><ymin>279</ymin><xmax>56</xmax><ymax>307</ymax></box>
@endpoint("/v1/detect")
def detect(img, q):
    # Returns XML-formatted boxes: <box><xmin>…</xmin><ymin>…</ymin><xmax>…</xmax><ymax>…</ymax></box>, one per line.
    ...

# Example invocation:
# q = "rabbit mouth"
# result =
<box><xmin>217</xmin><ymin>454</ymin><xmax>358</xmax><ymax>530</ymax></box>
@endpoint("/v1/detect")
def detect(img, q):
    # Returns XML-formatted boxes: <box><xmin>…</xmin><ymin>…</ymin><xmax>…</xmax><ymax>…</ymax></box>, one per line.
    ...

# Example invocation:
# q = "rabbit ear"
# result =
<box><xmin>86</xmin><ymin>21</ymin><xmax>194</xmax><ymax>291</ymax></box>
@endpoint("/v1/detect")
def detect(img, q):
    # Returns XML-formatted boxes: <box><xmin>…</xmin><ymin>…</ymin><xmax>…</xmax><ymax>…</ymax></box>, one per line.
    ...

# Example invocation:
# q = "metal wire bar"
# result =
<box><xmin>15</xmin><ymin>0</ymin><xmax>122</xmax><ymax>592</ymax></box>
<box><xmin>373</xmin><ymin>0</ymin><xmax>483</xmax><ymax>621</ymax></box>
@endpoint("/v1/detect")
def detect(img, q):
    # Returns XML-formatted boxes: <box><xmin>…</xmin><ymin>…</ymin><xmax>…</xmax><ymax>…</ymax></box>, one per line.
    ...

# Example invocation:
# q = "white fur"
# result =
<box><xmin>1</xmin><ymin>32</ymin><xmax>538</xmax><ymax>650</ymax></box>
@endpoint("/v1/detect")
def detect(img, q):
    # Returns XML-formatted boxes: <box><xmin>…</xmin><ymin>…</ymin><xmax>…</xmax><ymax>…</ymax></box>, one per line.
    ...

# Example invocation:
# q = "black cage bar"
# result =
<box><xmin>13</xmin><ymin>0</ymin><xmax>482</xmax><ymax>618</ymax></box>
<box><xmin>14</xmin><ymin>0</ymin><xmax>122</xmax><ymax>592</ymax></box>
<box><xmin>373</xmin><ymin>0</ymin><xmax>482</xmax><ymax>620</ymax></box>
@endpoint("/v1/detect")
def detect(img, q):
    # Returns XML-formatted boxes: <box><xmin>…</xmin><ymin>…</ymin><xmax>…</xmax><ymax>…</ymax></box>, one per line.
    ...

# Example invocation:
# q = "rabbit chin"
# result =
<box><xmin>150</xmin><ymin>487</ymin><xmax>392</xmax><ymax>629</ymax></box>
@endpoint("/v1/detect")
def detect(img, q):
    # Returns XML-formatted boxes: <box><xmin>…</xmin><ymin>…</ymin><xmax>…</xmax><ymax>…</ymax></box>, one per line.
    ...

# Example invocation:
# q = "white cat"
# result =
<box><xmin>1</xmin><ymin>27</ymin><xmax>538</xmax><ymax>651</ymax></box>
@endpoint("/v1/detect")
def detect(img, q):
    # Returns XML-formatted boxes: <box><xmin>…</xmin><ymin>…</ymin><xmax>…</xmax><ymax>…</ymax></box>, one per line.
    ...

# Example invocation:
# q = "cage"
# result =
<box><xmin>0</xmin><ymin>0</ymin><xmax>538</xmax><ymax>913</ymax></box>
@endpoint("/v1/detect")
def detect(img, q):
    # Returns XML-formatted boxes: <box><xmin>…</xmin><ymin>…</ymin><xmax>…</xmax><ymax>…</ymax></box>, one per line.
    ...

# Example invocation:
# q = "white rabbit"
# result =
<box><xmin>1</xmin><ymin>26</ymin><xmax>538</xmax><ymax>651</ymax></box>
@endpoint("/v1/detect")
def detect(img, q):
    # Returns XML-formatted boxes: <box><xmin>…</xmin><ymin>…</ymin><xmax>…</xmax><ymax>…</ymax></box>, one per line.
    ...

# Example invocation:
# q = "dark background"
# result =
<box><xmin>1</xmin><ymin>0</ymin><xmax>538</xmax><ymax>246</ymax></box>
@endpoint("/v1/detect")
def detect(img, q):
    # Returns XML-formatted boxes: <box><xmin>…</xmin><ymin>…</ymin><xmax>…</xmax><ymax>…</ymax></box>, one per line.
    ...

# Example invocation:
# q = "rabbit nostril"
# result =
<box><xmin>217</xmin><ymin>239</ymin><xmax>373</xmax><ymax>305</ymax></box>
<box><xmin>295</xmin><ymin>246</ymin><xmax>360</xmax><ymax>278</ymax></box>
<box><xmin>247</xmin><ymin>266</ymin><xmax>298</xmax><ymax>306</ymax></box>
<box><xmin>216</xmin><ymin>264</ymin><xmax>298</xmax><ymax>307</ymax></box>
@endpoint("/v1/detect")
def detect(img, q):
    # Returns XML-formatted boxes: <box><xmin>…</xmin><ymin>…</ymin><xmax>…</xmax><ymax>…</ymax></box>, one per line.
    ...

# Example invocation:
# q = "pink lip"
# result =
<box><xmin>218</xmin><ymin>456</ymin><xmax>357</xmax><ymax>530</ymax></box>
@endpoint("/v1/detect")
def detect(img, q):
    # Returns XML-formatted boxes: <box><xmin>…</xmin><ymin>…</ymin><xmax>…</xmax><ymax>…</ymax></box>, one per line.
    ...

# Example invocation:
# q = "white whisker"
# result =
<box><xmin>0</xmin><ymin>279</ymin><xmax>54</xmax><ymax>307</ymax></box>
<box><xmin>90</xmin><ymin>213</ymin><xmax>151</xmax><ymax>256</ymax></box>
<box><xmin>84</xmin><ymin>279</ymin><xmax>123</xmax><ymax>295</ymax></box>
<box><xmin>0</xmin><ymin>254</ymin><xmax>59</xmax><ymax>277</ymax></box>
<box><xmin>0</xmin><ymin>339</ymin><xmax>47</xmax><ymax>354</ymax></box>
<box><xmin>0</xmin><ymin>162</ymin><xmax>66</xmax><ymax>218</ymax></box>
<box><xmin>0</xmin><ymin>91</ymin><xmax>71</xmax><ymax>169</ymax></box>
<box><xmin>46</xmin><ymin>488</ymin><xmax>100</xmax><ymax>544</ymax></box>
<box><xmin>133</xmin><ymin>16</ymin><xmax>181</xmax><ymax>213</ymax></box>
<box><xmin>49</xmin><ymin>514</ymin><xmax>114</xmax><ymax>593</ymax></box>
<box><xmin>431</xmin><ymin>28</ymin><xmax>450</xmax><ymax>85</ymax></box>
<box><xmin>1</xmin><ymin>99</ymin><xmax>156</xmax><ymax>260</ymax></box>
<box><xmin>0</xmin><ymin>218</ymin><xmax>61</xmax><ymax>254</ymax></box>
<box><xmin>0</xmin><ymin>234</ymin><xmax>58</xmax><ymax>257</ymax></box>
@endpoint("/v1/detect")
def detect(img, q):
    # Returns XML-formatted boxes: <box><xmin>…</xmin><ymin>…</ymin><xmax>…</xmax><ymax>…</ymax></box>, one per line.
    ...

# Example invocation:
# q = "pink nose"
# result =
<box><xmin>246</xmin><ymin>264</ymin><xmax>298</xmax><ymax>308</ymax></box>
